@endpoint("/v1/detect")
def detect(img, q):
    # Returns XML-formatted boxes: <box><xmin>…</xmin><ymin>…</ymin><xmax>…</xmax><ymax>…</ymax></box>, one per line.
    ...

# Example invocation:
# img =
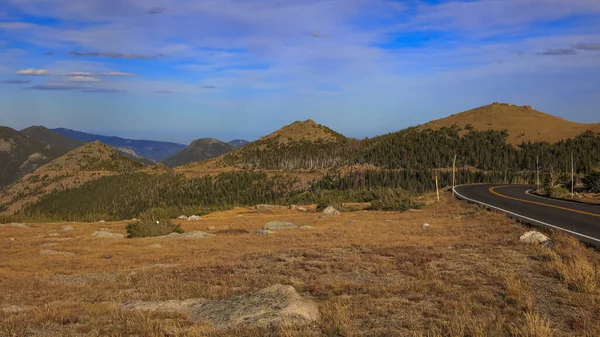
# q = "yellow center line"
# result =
<box><xmin>489</xmin><ymin>186</ymin><xmax>600</xmax><ymax>218</ymax></box>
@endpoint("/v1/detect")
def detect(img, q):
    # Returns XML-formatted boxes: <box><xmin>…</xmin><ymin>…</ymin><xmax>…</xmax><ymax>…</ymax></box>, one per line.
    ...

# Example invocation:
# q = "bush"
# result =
<box><xmin>583</xmin><ymin>170</ymin><xmax>600</xmax><ymax>193</ymax></box>
<box><xmin>367</xmin><ymin>188</ymin><xmax>424</xmax><ymax>211</ymax></box>
<box><xmin>126</xmin><ymin>209</ymin><xmax>183</xmax><ymax>238</ymax></box>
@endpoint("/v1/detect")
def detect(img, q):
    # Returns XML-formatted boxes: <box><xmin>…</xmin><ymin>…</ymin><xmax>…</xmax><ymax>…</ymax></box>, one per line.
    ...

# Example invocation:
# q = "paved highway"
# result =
<box><xmin>453</xmin><ymin>184</ymin><xmax>600</xmax><ymax>246</ymax></box>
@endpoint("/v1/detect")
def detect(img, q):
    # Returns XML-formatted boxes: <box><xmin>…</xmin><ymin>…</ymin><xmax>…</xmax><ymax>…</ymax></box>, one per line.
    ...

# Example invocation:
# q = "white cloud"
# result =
<box><xmin>16</xmin><ymin>68</ymin><xmax>50</xmax><ymax>75</ymax></box>
<box><xmin>64</xmin><ymin>76</ymin><xmax>100</xmax><ymax>82</ymax></box>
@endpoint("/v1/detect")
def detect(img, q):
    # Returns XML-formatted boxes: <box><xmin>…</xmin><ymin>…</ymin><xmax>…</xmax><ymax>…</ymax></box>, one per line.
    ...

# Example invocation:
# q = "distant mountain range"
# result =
<box><xmin>163</xmin><ymin>138</ymin><xmax>234</xmax><ymax>168</ymax></box>
<box><xmin>228</xmin><ymin>139</ymin><xmax>249</xmax><ymax>148</ymax></box>
<box><xmin>51</xmin><ymin>128</ymin><xmax>187</xmax><ymax>162</ymax></box>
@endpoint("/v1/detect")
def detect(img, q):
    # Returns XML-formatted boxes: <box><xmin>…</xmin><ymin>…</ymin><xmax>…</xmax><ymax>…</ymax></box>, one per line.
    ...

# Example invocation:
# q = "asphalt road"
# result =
<box><xmin>453</xmin><ymin>184</ymin><xmax>600</xmax><ymax>246</ymax></box>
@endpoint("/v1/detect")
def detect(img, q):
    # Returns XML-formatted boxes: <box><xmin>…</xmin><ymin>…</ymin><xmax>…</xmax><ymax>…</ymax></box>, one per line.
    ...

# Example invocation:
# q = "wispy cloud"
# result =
<box><xmin>16</xmin><ymin>68</ymin><xmax>50</xmax><ymax>75</ymax></box>
<box><xmin>27</xmin><ymin>83</ymin><xmax>90</xmax><ymax>90</ymax></box>
<box><xmin>574</xmin><ymin>43</ymin><xmax>600</xmax><ymax>51</ymax></box>
<box><xmin>44</xmin><ymin>51</ymin><xmax>54</xmax><ymax>55</ymax></box>
<box><xmin>0</xmin><ymin>79</ymin><xmax>31</xmax><ymax>84</ymax></box>
<box><xmin>155</xmin><ymin>90</ymin><xmax>173</xmax><ymax>94</ymax></box>
<box><xmin>201</xmin><ymin>85</ymin><xmax>217</xmax><ymax>89</ymax></box>
<box><xmin>63</xmin><ymin>76</ymin><xmax>100</xmax><ymax>82</ymax></box>
<box><xmin>69</xmin><ymin>51</ymin><xmax>166</xmax><ymax>59</ymax></box>
<box><xmin>146</xmin><ymin>7</ymin><xmax>167</xmax><ymax>15</ymax></box>
<box><xmin>538</xmin><ymin>48</ymin><xmax>577</xmax><ymax>56</ymax></box>
<box><xmin>81</xmin><ymin>88</ymin><xmax>126</xmax><ymax>93</ymax></box>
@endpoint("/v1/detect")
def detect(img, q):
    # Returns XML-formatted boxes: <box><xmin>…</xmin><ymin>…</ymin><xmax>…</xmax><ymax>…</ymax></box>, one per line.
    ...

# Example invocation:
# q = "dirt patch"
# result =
<box><xmin>124</xmin><ymin>284</ymin><xmax>319</xmax><ymax>328</ymax></box>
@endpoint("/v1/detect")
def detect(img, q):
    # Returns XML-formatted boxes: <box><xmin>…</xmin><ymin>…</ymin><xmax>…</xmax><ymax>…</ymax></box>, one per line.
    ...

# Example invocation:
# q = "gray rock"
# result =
<box><xmin>92</xmin><ymin>231</ymin><xmax>125</xmax><ymax>239</ymax></box>
<box><xmin>177</xmin><ymin>215</ymin><xmax>188</xmax><ymax>220</ymax></box>
<box><xmin>158</xmin><ymin>231</ymin><xmax>215</xmax><ymax>239</ymax></box>
<box><xmin>422</xmin><ymin>223</ymin><xmax>431</xmax><ymax>231</ymax></box>
<box><xmin>298</xmin><ymin>207</ymin><xmax>308</xmax><ymax>212</ymax></box>
<box><xmin>99</xmin><ymin>220</ymin><xmax>106</xmax><ymax>223</ymax></box>
<box><xmin>58</xmin><ymin>225</ymin><xmax>74</xmax><ymax>232</ymax></box>
<box><xmin>256</xmin><ymin>204</ymin><xmax>288</xmax><ymax>210</ymax></box>
<box><xmin>207</xmin><ymin>226</ymin><xmax>216</xmax><ymax>230</ymax></box>
<box><xmin>187</xmin><ymin>215</ymin><xmax>201</xmax><ymax>221</ymax></box>
<box><xmin>40</xmin><ymin>249</ymin><xmax>75</xmax><ymax>257</ymax></box>
<box><xmin>320</xmin><ymin>206</ymin><xmax>340</xmax><ymax>218</ymax></box>
<box><xmin>10</xmin><ymin>223</ymin><xmax>30</xmax><ymax>229</ymax></box>
<box><xmin>255</xmin><ymin>229</ymin><xmax>274</xmax><ymax>235</ymax></box>
<box><xmin>123</xmin><ymin>284</ymin><xmax>319</xmax><ymax>328</ymax></box>
<box><xmin>262</xmin><ymin>221</ymin><xmax>298</xmax><ymax>230</ymax></box>
<box><xmin>149</xmin><ymin>244</ymin><xmax>163</xmax><ymax>248</ymax></box>
<box><xmin>519</xmin><ymin>231</ymin><xmax>550</xmax><ymax>245</ymax></box>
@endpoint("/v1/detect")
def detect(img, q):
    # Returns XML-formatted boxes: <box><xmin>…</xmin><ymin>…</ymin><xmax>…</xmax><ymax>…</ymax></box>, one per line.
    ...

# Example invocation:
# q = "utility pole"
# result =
<box><xmin>452</xmin><ymin>155</ymin><xmax>457</xmax><ymax>196</ymax></box>
<box><xmin>571</xmin><ymin>151</ymin><xmax>574</xmax><ymax>198</ymax></box>
<box><xmin>435</xmin><ymin>174</ymin><xmax>440</xmax><ymax>202</ymax></box>
<box><xmin>536</xmin><ymin>156</ymin><xmax>539</xmax><ymax>191</ymax></box>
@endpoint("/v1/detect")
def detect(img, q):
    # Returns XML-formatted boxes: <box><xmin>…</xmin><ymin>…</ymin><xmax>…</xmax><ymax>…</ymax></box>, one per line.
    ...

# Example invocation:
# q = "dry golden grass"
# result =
<box><xmin>420</xmin><ymin>102</ymin><xmax>600</xmax><ymax>145</ymax></box>
<box><xmin>1</xmin><ymin>192</ymin><xmax>599</xmax><ymax>336</ymax></box>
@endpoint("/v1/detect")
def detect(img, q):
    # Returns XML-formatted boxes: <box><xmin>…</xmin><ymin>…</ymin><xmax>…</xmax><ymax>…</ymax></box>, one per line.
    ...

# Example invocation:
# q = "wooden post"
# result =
<box><xmin>452</xmin><ymin>155</ymin><xmax>457</xmax><ymax>196</ymax></box>
<box><xmin>435</xmin><ymin>174</ymin><xmax>440</xmax><ymax>202</ymax></box>
<box><xmin>571</xmin><ymin>151</ymin><xmax>574</xmax><ymax>198</ymax></box>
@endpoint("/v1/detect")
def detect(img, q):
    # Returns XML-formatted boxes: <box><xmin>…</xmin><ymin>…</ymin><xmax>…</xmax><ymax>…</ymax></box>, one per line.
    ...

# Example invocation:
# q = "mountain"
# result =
<box><xmin>162</xmin><ymin>138</ymin><xmax>234</xmax><ymax>168</ymax></box>
<box><xmin>258</xmin><ymin>119</ymin><xmax>346</xmax><ymax>145</ymax></box>
<box><xmin>419</xmin><ymin>102</ymin><xmax>600</xmax><ymax>145</ymax></box>
<box><xmin>0</xmin><ymin>141</ymin><xmax>144</xmax><ymax>214</ymax></box>
<box><xmin>0</xmin><ymin>126</ymin><xmax>66</xmax><ymax>188</ymax></box>
<box><xmin>228</xmin><ymin>139</ymin><xmax>249</xmax><ymax>148</ymax></box>
<box><xmin>51</xmin><ymin>128</ymin><xmax>186</xmax><ymax>162</ymax></box>
<box><xmin>20</xmin><ymin>126</ymin><xmax>86</xmax><ymax>151</ymax></box>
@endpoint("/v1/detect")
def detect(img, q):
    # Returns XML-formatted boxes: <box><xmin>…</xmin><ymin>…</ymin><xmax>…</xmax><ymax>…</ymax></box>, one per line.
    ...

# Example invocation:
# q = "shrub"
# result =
<box><xmin>583</xmin><ymin>170</ymin><xmax>600</xmax><ymax>193</ymax></box>
<box><xmin>126</xmin><ymin>209</ymin><xmax>183</xmax><ymax>238</ymax></box>
<box><xmin>367</xmin><ymin>188</ymin><xmax>424</xmax><ymax>211</ymax></box>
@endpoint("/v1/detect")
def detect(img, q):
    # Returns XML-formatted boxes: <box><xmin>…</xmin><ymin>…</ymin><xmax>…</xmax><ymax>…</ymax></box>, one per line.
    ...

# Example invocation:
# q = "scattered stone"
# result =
<box><xmin>177</xmin><ymin>215</ymin><xmax>188</xmax><ymax>220</ymax></box>
<box><xmin>123</xmin><ymin>284</ymin><xmax>319</xmax><ymax>328</ymax></box>
<box><xmin>255</xmin><ymin>229</ymin><xmax>274</xmax><ymax>235</ymax></box>
<box><xmin>9</xmin><ymin>237</ymin><xmax>15</xmax><ymax>242</ymax></box>
<box><xmin>99</xmin><ymin>228</ymin><xmax>110</xmax><ymax>231</ymax></box>
<box><xmin>519</xmin><ymin>231</ymin><xmax>550</xmax><ymax>245</ymax></box>
<box><xmin>149</xmin><ymin>244</ymin><xmax>163</xmax><ymax>248</ymax></box>
<box><xmin>408</xmin><ymin>209</ymin><xmax>423</xmax><ymax>212</ymax></box>
<box><xmin>187</xmin><ymin>215</ymin><xmax>202</xmax><ymax>221</ymax></box>
<box><xmin>262</xmin><ymin>221</ymin><xmax>299</xmax><ymax>230</ymax></box>
<box><xmin>320</xmin><ymin>206</ymin><xmax>340</xmax><ymax>218</ymax></box>
<box><xmin>298</xmin><ymin>207</ymin><xmax>308</xmax><ymax>212</ymax></box>
<box><xmin>207</xmin><ymin>226</ymin><xmax>216</xmax><ymax>230</ymax></box>
<box><xmin>99</xmin><ymin>220</ymin><xmax>106</xmax><ymax>223</ymax></box>
<box><xmin>2</xmin><ymin>305</ymin><xmax>33</xmax><ymax>313</ymax></box>
<box><xmin>92</xmin><ymin>231</ymin><xmax>125</xmax><ymax>239</ymax></box>
<box><xmin>58</xmin><ymin>225</ymin><xmax>74</xmax><ymax>232</ymax></box>
<box><xmin>345</xmin><ymin>220</ymin><xmax>356</xmax><ymax>225</ymax></box>
<box><xmin>299</xmin><ymin>226</ymin><xmax>313</xmax><ymax>229</ymax></box>
<box><xmin>290</xmin><ymin>205</ymin><xmax>298</xmax><ymax>210</ymax></box>
<box><xmin>40</xmin><ymin>249</ymin><xmax>75</xmax><ymax>257</ymax></box>
<box><xmin>158</xmin><ymin>231</ymin><xmax>215</xmax><ymax>239</ymax></box>
<box><xmin>256</xmin><ymin>204</ymin><xmax>288</xmax><ymax>210</ymax></box>
<box><xmin>10</xmin><ymin>223</ymin><xmax>30</xmax><ymax>229</ymax></box>
<box><xmin>422</xmin><ymin>223</ymin><xmax>431</xmax><ymax>232</ymax></box>
<box><xmin>42</xmin><ymin>243</ymin><xmax>57</xmax><ymax>247</ymax></box>
<box><xmin>49</xmin><ymin>233</ymin><xmax>59</xmax><ymax>237</ymax></box>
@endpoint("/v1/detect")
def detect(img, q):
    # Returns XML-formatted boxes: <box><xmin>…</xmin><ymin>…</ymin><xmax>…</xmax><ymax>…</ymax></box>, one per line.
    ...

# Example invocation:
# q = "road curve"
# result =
<box><xmin>453</xmin><ymin>184</ymin><xmax>600</xmax><ymax>246</ymax></box>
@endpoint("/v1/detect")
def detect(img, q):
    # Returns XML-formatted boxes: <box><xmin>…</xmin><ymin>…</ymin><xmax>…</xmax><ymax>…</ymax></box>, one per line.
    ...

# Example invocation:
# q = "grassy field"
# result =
<box><xmin>1</xmin><ymin>192</ymin><xmax>599</xmax><ymax>336</ymax></box>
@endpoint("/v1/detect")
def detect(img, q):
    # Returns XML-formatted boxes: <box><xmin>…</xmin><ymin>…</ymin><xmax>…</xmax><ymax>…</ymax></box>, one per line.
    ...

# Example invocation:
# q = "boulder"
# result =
<box><xmin>10</xmin><ymin>223</ymin><xmax>30</xmax><ymax>229</ymax></box>
<box><xmin>298</xmin><ymin>207</ymin><xmax>308</xmax><ymax>212</ymax></box>
<box><xmin>123</xmin><ymin>284</ymin><xmax>319</xmax><ymax>328</ymax></box>
<box><xmin>177</xmin><ymin>215</ymin><xmax>188</xmax><ymax>220</ymax></box>
<box><xmin>262</xmin><ymin>221</ymin><xmax>298</xmax><ymax>230</ymax></box>
<box><xmin>320</xmin><ymin>206</ymin><xmax>340</xmax><ymax>218</ymax></box>
<box><xmin>422</xmin><ymin>223</ymin><xmax>431</xmax><ymax>231</ymax></box>
<box><xmin>519</xmin><ymin>231</ymin><xmax>550</xmax><ymax>245</ymax></box>
<box><xmin>187</xmin><ymin>215</ymin><xmax>202</xmax><ymax>221</ymax></box>
<box><xmin>92</xmin><ymin>231</ymin><xmax>125</xmax><ymax>239</ymax></box>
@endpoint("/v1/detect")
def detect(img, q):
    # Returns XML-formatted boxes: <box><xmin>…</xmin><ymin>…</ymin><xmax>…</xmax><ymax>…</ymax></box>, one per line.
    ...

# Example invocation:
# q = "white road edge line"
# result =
<box><xmin>453</xmin><ymin>185</ymin><xmax>600</xmax><ymax>244</ymax></box>
<box><xmin>525</xmin><ymin>189</ymin><xmax>600</xmax><ymax>207</ymax></box>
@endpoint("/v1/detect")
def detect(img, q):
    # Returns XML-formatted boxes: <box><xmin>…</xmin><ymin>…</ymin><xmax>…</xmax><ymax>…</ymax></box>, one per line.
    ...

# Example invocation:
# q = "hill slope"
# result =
<box><xmin>420</xmin><ymin>102</ymin><xmax>600</xmax><ymax>144</ymax></box>
<box><xmin>0</xmin><ymin>127</ymin><xmax>66</xmax><ymax>188</ymax></box>
<box><xmin>162</xmin><ymin>138</ymin><xmax>234</xmax><ymax>168</ymax></box>
<box><xmin>0</xmin><ymin>141</ymin><xmax>144</xmax><ymax>214</ymax></box>
<box><xmin>51</xmin><ymin>128</ymin><xmax>186</xmax><ymax>162</ymax></box>
<box><xmin>20</xmin><ymin>126</ymin><xmax>86</xmax><ymax>151</ymax></box>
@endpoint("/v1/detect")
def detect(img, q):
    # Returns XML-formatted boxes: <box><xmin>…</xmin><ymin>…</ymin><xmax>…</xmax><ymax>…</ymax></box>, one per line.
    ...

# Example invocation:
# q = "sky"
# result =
<box><xmin>1</xmin><ymin>0</ymin><xmax>599</xmax><ymax>145</ymax></box>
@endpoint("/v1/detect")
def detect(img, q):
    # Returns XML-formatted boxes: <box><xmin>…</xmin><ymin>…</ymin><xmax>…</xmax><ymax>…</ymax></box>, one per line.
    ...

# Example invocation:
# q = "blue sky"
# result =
<box><xmin>1</xmin><ymin>0</ymin><xmax>599</xmax><ymax>144</ymax></box>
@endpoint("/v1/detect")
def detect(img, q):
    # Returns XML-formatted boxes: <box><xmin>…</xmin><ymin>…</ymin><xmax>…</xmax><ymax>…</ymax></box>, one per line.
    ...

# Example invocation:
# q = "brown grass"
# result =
<box><xmin>1</xmin><ymin>192</ymin><xmax>599</xmax><ymax>336</ymax></box>
<box><xmin>420</xmin><ymin>102</ymin><xmax>600</xmax><ymax>145</ymax></box>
